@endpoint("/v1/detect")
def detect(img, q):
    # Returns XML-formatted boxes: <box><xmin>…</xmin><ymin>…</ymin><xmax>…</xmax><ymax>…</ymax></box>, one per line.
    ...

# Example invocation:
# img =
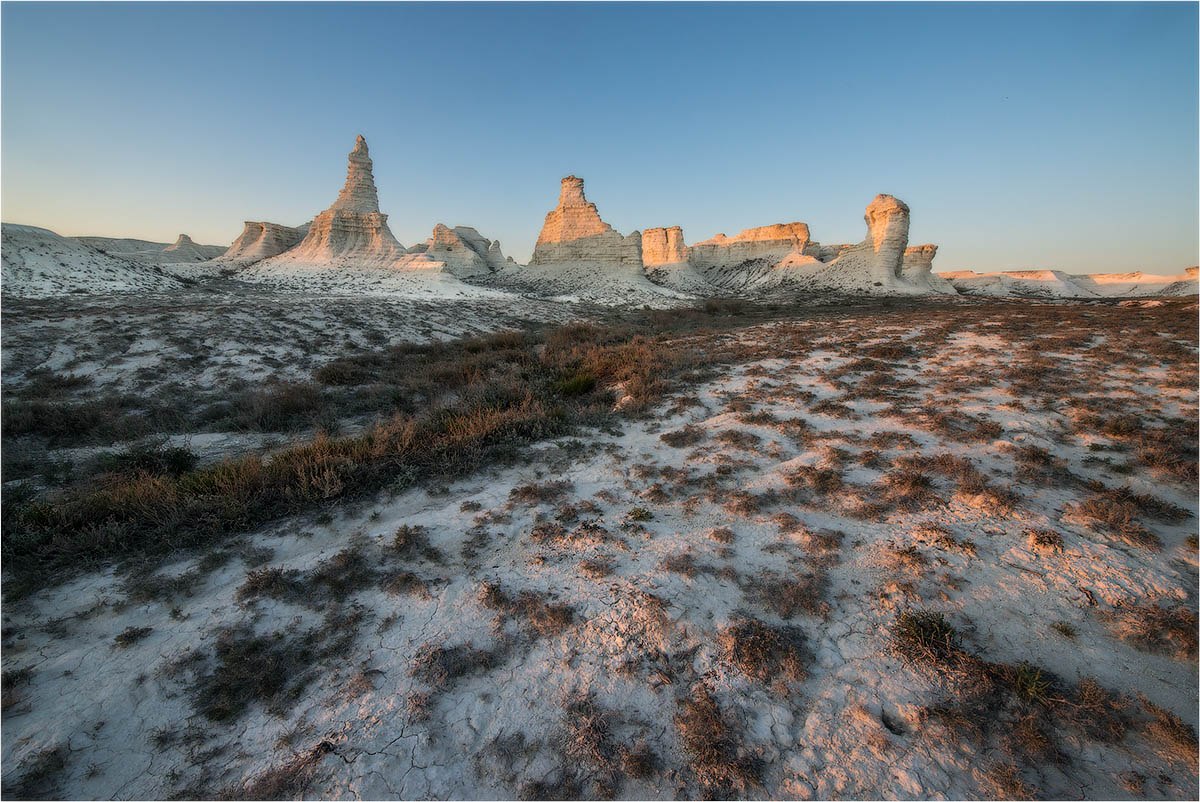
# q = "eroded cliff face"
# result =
<box><xmin>528</xmin><ymin>176</ymin><xmax>641</xmax><ymax>267</ymax></box>
<box><xmin>689</xmin><ymin>222</ymin><xmax>812</xmax><ymax>269</ymax></box>
<box><xmin>271</xmin><ymin>135</ymin><xmax>406</xmax><ymax>265</ymax></box>
<box><xmin>642</xmin><ymin>226</ymin><xmax>690</xmax><ymax>267</ymax></box>
<box><xmin>825</xmin><ymin>194</ymin><xmax>910</xmax><ymax>287</ymax></box>
<box><xmin>219</xmin><ymin>222</ymin><xmax>306</xmax><ymax>264</ymax></box>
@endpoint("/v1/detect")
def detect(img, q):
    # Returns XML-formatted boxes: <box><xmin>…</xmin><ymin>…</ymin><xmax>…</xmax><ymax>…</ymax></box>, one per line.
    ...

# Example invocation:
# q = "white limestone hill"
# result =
<box><xmin>487</xmin><ymin>260</ymin><xmax>694</xmax><ymax>307</ymax></box>
<box><xmin>941</xmin><ymin>268</ymin><xmax>1198</xmax><ymax>298</ymax></box>
<box><xmin>76</xmin><ymin>233</ymin><xmax>224</xmax><ymax>263</ymax></box>
<box><xmin>2</xmin><ymin>224</ymin><xmax>185</xmax><ymax>298</ymax></box>
<box><xmin>1069</xmin><ymin>268</ymin><xmax>1199</xmax><ymax>297</ymax></box>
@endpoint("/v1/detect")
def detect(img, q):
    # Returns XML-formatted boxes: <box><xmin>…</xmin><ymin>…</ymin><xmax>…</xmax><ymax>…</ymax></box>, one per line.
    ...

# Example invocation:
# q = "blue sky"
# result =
<box><xmin>2</xmin><ymin>2</ymin><xmax>1196</xmax><ymax>273</ymax></box>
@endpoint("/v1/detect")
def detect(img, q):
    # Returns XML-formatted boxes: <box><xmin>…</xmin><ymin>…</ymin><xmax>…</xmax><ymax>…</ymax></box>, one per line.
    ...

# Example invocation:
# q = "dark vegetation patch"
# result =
<box><xmin>236</xmin><ymin>540</ymin><xmax>433</xmax><ymax>607</ymax></box>
<box><xmin>172</xmin><ymin>608</ymin><xmax>363</xmax><ymax>723</ymax></box>
<box><xmin>113</xmin><ymin>625</ymin><xmax>154</xmax><ymax>648</ymax></box>
<box><xmin>1</xmin><ymin>743</ymin><xmax>70</xmax><ymax>800</ymax></box>
<box><xmin>410</xmin><ymin>641</ymin><xmax>499</xmax><ymax>691</ymax></box>
<box><xmin>1</xmin><ymin>666</ymin><xmax>33</xmax><ymax>713</ymax></box>
<box><xmin>479</xmin><ymin>581</ymin><xmax>576</xmax><ymax>639</ymax></box>
<box><xmin>743</xmin><ymin>571</ymin><xmax>830</xmax><ymax>619</ymax></box>
<box><xmin>718</xmin><ymin>619</ymin><xmax>811</xmax><ymax>684</ymax></box>
<box><xmin>892</xmin><ymin>605</ymin><xmax>1199</xmax><ymax>793</ymax></box>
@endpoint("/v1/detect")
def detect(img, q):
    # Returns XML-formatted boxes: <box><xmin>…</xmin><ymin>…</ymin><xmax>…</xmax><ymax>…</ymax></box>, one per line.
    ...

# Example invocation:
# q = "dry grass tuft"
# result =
<box><xmin>410</xmin><ymin>642</ymin><xmax>497</xmax><ymax>690</ymax></box>
<box><xmin>220</xmin><ymin>739</ymin><xmax>337</xmax><ymax>800</ymax></box>
<box><xmin>708</xmin><ymin>526</ymin><xmax>735</xmax><ymax>544</ymax></box>
<box><xmin>479</xmin><ymin>581</ymin><xmax>576</xmax><ymax>639</ymax></box>
<box><xmin>1101</xmin><ymin>603</ymin><xmax>1198</xmax><ymax>660</ymax></box>
<box><xmin>745</xmin><ymin>571</ymin><xmax>830</xmax><ymax>619</ymax></box>
<box><xmin>1025</xmin><ymin>528</ymin><xmax>1064</xmax><ymax>554</ymax></box>
<box><xmin>674</xmin><ymin>683</ymin><xmax>761</xmax><ymax>795</ymax></box>
<box><xmin>1141</xmin><ymin>697</ymin><xmax>1199</xmax><ymax>766</ymax></box>
<box><xmin>890</xmin><ymin>609</ymin><xmax>962</xmax><ymax>668</ymax></box>
<box><xmin>659</xmin><ymin>424</ymin><xmax>707</xmax><ymax>448</ymax></box>
<box><xmin>562</xmin><ymin>692</ymin><xmax>616</xmax><ymax>771</ymax></box>
<box><xmin>718</xmin><ymin>619</ymin><xmax>810</xmax><ymax>684</ymax></box>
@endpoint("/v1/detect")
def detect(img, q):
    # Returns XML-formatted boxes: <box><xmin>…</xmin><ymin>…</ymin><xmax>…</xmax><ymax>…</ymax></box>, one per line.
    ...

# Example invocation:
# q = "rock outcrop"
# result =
<box><xmin>824</xmin><ymin>195</ymin><xmax>911</xmax><ymax>288</ymax></box>
<box><xmin>641</xmin><ymin>226</ymin><xmax>690</xmax><ymax>267</ymax></box>
<box><xmin>266</xmin><ymin>135</ymin><xmax>405</xmax><ymax>266</ymax></box>
<box><xmin>414</xmin><ymin>223</ymin><xmax>509</xmax><ymax>277</ymax></box>
<box><xmin>528</xmin><ymin>176</ymin><xmax>641</xmax><ymax>267</ymax></box>
<box><xmin>900</xmin><ymin>244</ymin><xmax>956</xmax><ymax>294</ymax></box>
<box><xmin>219</xmin><ymin>221</ymin><xmax>306</xmax><ymax>264</ymax></box>
<box><xmin>689</xmin><ymin>222</ymin><xmax>812</xmax><ymax>270</ymax></box>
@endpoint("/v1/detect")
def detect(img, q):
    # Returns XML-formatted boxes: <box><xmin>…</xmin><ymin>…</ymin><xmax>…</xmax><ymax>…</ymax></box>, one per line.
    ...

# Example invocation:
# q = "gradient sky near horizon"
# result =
<box><xmin>2</xmin><ymin>2</ymin><xmax>1197</xmax><ymax>273</ymax></box>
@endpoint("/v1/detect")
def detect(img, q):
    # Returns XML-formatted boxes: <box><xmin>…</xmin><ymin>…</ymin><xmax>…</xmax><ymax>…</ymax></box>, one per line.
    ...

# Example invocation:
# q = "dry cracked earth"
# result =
<box><xmin>2</xmin><ymin>291</ymin><xmax>1197</xmax><ymax>800</ymax></box>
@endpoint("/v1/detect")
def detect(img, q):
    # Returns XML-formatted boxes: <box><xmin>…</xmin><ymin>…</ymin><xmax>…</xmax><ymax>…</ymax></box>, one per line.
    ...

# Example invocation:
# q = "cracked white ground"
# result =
<box><xmin>2</xmin><ymin>297</ymin><xmax>1197</xmax><ymax>800</ymax></box>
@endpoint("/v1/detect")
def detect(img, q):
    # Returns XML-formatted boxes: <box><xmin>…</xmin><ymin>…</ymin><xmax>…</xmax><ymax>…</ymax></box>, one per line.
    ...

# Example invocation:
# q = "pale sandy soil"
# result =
<box><xmin>2</xmin><ymin>297</ymin><xmax>1197</xmax><ymax>800</ymax></box>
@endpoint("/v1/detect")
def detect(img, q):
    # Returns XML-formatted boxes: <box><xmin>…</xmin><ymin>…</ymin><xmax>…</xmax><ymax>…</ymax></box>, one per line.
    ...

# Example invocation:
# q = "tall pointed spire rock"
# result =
<box><xmin>264</xmin><ymin>134</ymin><xmax>405</xmax><ymax>266</ymax></box>
<box><xmin>330</xmin><ymin>135</ymin><xmax>381</xmax><ymax>213</ymax></box>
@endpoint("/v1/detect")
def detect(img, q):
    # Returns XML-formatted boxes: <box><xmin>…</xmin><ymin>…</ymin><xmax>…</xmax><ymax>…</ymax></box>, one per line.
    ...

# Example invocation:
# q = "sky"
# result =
<box><xmin>2</xmin><ymin>2</ymin><xmax>1197</xmax><ymax>274</ymax></box>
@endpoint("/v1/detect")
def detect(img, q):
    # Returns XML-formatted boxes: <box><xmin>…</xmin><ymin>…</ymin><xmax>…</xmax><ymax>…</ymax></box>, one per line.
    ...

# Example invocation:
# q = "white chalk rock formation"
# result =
<box><xmin>2</xmin><ymin>224</ymin><xmax>184</xmax><ymax>297</ymax></box>
<box><xmin>405</xmin><ymin>223</ymin><xmax>508</xmax><ymax>278</ymax></box>
<box><xmin>218</xmin><ymin>221</ymin><xmax>306</xmax><ymax>265</ymax></box>
<box><xmin>900</xmin><ymin>244</ymin><xmax>956</xmax><ymax>293</ymax></box>
<box><xmin>528</xmin><ymin>176</ymin><xmax>642</xmax><ymax>266</ymax></box>
<box><xmin>264</xmin><ymin>135</ymin><xmax>405</xmax><ymax>266</ymax></box>
<box><xmin>689</xmin><ymin>222</ymin><xmax>813</xmax><ymax>270</ymax></box>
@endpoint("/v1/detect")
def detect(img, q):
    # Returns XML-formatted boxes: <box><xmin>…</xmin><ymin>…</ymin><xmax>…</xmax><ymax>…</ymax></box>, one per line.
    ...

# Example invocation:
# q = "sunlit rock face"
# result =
<box><xmin>826</xmin><ymin>194</ymin><xmax>910</xmax><ymax>286</ymax></box>
<box><xmin>641</xmin><ymin>226</ymin><xmax>690</xmax><ymax>267</ymax></box>
<box><xmin>689</xmin><ymin>222</ymin><xmax>812</xmax><ymax>270</ymax></box>
<box><xmin>219</xmin><ymin>222</ymin><xmax>306</xmax><ymax>263</ymax></box>
<box><xmin>274</xmin><ymin>135</ymin><xmax>406</xmax><ymax>265</ymax></box>
<box><xmin>528</xmin><ymin>176</ymin><xmax>641</xmax><ymax>266</ymax></box>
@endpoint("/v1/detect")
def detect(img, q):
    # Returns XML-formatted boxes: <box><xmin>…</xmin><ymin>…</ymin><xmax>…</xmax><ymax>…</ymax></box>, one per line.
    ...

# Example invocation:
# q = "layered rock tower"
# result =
<box><xmin>825</xmin><ymin>195</ymin><xmax>912</xmax><ymax>287</ymax></box>
<box><xmin>529</xmin><ymin>176</ymin><xmax>641</xmax><ymax>266</ymax></box>
<box><xmin>274</xmin><ymin>135</ymin><xmax>405</xmax><ymax>265</ymax></box>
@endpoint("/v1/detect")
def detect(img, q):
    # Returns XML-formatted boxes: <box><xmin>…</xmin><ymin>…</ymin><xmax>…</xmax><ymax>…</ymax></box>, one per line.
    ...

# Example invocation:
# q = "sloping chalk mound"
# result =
<box><xmin>2</xmin><ymin>224</ymin><xmax>184</xmax><ymax>298</ymax></box>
